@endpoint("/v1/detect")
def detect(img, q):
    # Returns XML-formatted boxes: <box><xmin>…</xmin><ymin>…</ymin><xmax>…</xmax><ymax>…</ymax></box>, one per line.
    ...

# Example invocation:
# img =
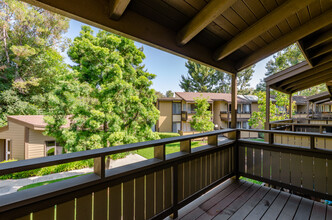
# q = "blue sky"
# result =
<box><xmin>63</xmin><ymin>20</ymin><xmax>272</xmax><ymax>94</ymax></box>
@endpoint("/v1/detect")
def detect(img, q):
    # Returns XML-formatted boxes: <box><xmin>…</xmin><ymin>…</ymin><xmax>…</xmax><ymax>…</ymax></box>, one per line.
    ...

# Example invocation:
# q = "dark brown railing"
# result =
<box><xmin>1</xmin><ymin>128</ymin><xmax>332</xmax><ymax>219</ymax></box>
<box><xmin>238</xmin><ymin>129</ymin><xmax>332</xmax><ymax>201</ymax></box>
<box><xmin>0</xmin><ymin>129</ymin><xmax>237</xmax><ymax>220</ymax></box>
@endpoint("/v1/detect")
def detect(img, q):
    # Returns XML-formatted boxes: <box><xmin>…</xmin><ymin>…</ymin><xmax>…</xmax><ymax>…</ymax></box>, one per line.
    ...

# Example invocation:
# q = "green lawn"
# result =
<box><xmin>249</xmin><ymin>138</ymin><xmax>265</xmax><ymax>142</ymax></box>
<box><xmin>137</xmin><ymin>141</ymin><xmax>206</xmax><ymax>159</ymax></box>
<box><xmin>18</xmin><ymin>174</ymin><xmax>88</xmax><ymax>191</ymax></box>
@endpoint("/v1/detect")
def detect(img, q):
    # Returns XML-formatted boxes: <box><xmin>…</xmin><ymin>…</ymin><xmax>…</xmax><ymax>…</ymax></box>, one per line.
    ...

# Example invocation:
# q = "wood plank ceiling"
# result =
<box><xmin>22</xmin><ymin>0</ymin><xmax>332</xmax><ymax>77</ymax></box>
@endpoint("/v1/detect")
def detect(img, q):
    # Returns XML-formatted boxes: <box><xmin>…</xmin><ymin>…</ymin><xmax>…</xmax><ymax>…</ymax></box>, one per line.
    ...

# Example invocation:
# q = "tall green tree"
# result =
<box><xmin>255</xmin><ymin>43</ymin><xmax>327</xmax><ymax>95</ymax></box>
<box><xmin>190</xmin><ymin>96</ymin><xmax>214</xmax><ymax>133</ymax></box>
<box><xmin>0</xmin><ymin>0</ymin><xmax>70</xmax><ymax>126</ymax></box>
<box><xmin>45</xmin><ymin>26</ymin><xmax>159</xmax><ymax>152</ymax></box>
<box><xmin>180</xmin><ymin>60</ymin><xmax>254</xmax><ymax>94</ymax></box>
<box><xmin>165</xmin><ymin>90</ymin><xmax>174</xmax><ymax>97</ymax></box>
<box><xmin>248</xmin><ymin>91</ymin><xmax>296</xmax><ymax>129</ymax></box>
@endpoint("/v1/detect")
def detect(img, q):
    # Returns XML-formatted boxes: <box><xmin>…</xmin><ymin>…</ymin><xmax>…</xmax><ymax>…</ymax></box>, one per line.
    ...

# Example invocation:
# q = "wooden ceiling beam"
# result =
<box><xmin>297</xmin><ymin>41</ymin><xmax>313</xmax><ymax>67</ymax></box>
<box><xmin>327</xmin><ymin>81</ymin><xmax>332</xmax><ymax>96</ymax></box>
<box><xmin>306</xmin><ymin>29</ymin><xmax>332</xmax><ymax>50</ymax></box>
<box><xmin>235</xmin><ymin>9</ymin><xmax>332</xmax><ymax>71</ymax></box>
<box><xmin>285</xmin><ymin>69</ymin><xmax>332</xmax><ymax>91</ymax></box>
<box><xmin>176</xmin><ymin>0</ymin><xmax>236</xmax><ymax>46</ymax></box>
<box><xmin>277</xmin><ymin>61</ymin><xmax>332</xmax><ymax>88</ymax></box>
<box><xmin>213</xmin><ymin>0</ymin><xmax>316</xmax><ymax>61</ymax></box>
<box><xmin>109</xmin><ymin>0</ymin><xmax>131</xmax><ymax>20</ymax></box>
<box><xmin>315</xmin><ymin>98</ymin><xmax>331</xmax><ymax>104</ymax></box>
<box><xmin>21</xmin><ymin>0</ymin><xmax>237</xmax><ymax>74</ymax></box>
<box><xmin>313</xmin><ymin>52</ymin><xmax>332</xmax><ymax>66</ymax></box>
<box><xmin>310</xmin><ymin>43</ymin><xmax>332</xmax><ymax>59</ymax></box>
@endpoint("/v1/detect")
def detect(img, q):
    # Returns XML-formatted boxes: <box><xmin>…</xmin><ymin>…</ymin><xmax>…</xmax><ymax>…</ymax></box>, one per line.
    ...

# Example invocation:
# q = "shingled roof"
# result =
<box><xmin>174</xmin><ymin>92</ymin><xmax>257</xmax><ymax>103</ymax></box>
<box><xmin>7</xmin><ymin>115</ymin><xmax>70</xmax><ymax>131</ymax></box>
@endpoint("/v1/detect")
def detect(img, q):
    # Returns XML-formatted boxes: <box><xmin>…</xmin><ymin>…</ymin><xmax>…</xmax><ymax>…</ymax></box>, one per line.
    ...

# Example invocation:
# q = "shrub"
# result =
<box><xmin>0</xmin><ymin>159</ymin><xmax>94</xmax><ymax>180</ymax></box>
<box><xmin>157</xmin><ymin>132</ymin><xmax>180</xmax><ymax>139</ymax></box>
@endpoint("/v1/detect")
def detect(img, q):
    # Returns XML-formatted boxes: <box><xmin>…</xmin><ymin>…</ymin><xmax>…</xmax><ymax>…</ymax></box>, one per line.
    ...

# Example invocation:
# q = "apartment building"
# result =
<box><xmin>156</xmin><ymin>92</ymin><xmax>259</xmax><ymax>133</ymax></box>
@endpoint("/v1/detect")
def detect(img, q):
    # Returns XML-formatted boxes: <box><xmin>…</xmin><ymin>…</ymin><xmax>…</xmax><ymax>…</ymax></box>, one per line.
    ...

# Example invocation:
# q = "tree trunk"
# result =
<box><xmin>2</xmin><ymin>25</ymin><xmax>10</xmax><ymax>64</ymax></box>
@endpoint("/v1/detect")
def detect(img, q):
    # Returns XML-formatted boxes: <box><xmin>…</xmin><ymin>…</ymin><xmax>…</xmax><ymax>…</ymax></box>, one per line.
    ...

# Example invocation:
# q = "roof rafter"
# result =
<box><xmin>176</xmin><ymin>0</ymin><xmax>237</xmax><ymax>46</ymax></box>
<box><xmin>235</xmin><ymin>9</ymin><xmax>332</xmax><ymax>71</ymax></box>
<box><xmin>109</xmin><ymin>0</ymin><xmax>131</xmax><ymax>20</ymax></box>
<box><xmin>306</xmin><ymin>29</ymin><xmax>332</xmax><ymax>50</ymax></box>
<box><xmin>213</xmin><ymin>0</ymin><xmax>316</xmax><ymax>62</ymax></box>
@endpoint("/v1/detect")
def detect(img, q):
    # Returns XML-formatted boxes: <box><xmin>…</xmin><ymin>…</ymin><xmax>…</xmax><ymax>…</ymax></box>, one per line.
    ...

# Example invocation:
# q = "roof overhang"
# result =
<box><xmin>21</xmin><ymin>0</ymin><xmax>332</xmax><ymax>75</ymax></box>
<box><xmin>307</xmin><ymin>91</ymin><xmax>332</xmax><ymax>104</ymax></box>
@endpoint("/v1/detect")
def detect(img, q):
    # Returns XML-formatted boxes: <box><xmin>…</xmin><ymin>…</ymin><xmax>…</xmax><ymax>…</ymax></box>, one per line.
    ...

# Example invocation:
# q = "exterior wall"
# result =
<box><xmin>0</xmin><ymin>121</ymin><xmax>25</xmax><ymax>160</ymax></box>
<box><xmin>158</xmin><ymin>101</ymin><xmax>172</xmax><ymax>132</ymax></box>
<box><xmin>251</xmin><ymin>103</ymin><xmax>258</xmax><ymax>112</ymax></box>
<box><xmin>296</xmin><ymin>105</ymin><xmax>307</xmax><ymax>113</ymax></box>
<box><xmin>28</xmin><ymin>129</ymin><xmax>55</xmax><ymax>159</ymax></box>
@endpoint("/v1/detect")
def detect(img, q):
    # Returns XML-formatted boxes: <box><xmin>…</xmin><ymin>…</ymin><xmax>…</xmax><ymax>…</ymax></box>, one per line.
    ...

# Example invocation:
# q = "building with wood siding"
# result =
<box><xmin>0</xmin><ymin>116</ymin><xmax>66</xmax><ymax>162</ymax></box>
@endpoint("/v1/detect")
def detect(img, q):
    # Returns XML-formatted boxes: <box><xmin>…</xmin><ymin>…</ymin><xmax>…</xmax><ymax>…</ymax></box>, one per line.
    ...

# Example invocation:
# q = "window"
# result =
<box><xmin>45</xmin><ymin>141</ymin><xmax>62</xmax><ymax>156</ymax></box>
<box><xmin>151</xmin><ymin>124</ymin><xmax>156</xmax><ymax>132</ymax></box>
<box><xmin>189</xmin><ymin>103</ymin><xmax>196</xmax><ymax>113</ymax></box>
<box><xmin>237</xmin><ymin>104</ymin><xmax>242</xmax><ymax>113</ymax></box>
<box><xmin>229</xmin><ymin>104</ymin><xmax>231</xmax><ymax>112</ymax></box>
<box><xmin>242</xmin><ymin>121</ymin><xmax>249</xmax><ymax>129</ymax></box>
<box><xmin>237</xmin><ymin>122</ymin><xmax>241</xmax><ymax>128</ymax></box>
<box><xmin>172</xmin><ymin>102</ymin><xmax>181</xmax><ymax>114</ymax></box>
<box><xmin>182</xmin><ymin>103</ymin><xmax>186</xmax><ymax>111</ymax></box>
<box><xmin>243</xmin><ymin>104</ymin><xmax>251</xmax><ymax>113</ymax></box>
<box><xmin>172</xmin><ymin>122</ymin><xmax>181</xmax><ymax>133</ymax></box>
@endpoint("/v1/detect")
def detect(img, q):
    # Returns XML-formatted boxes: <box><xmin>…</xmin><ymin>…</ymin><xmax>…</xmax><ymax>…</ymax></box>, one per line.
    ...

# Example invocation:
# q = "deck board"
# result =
<box><xmin>173</xmin><ymin>179</ymin><xmax>330</xmax><ymax>220</ymax></box>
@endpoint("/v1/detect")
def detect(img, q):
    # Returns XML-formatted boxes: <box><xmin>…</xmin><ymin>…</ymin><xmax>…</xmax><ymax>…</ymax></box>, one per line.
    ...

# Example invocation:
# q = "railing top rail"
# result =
<box><xmin>0</xmin><ymin>129</ymin><xmax>235</xmax><ymax>175</ymax></box>
<box><xmin>271</xmin><ymin>122</ymin><xmax>332</xmax><ymax>126</ymax></box>
<box><xmin>238</xmin><ymin>128</ymin><xmax>332</xmax><ymax>138</ymax></box>
<box><xmin>269</xmin><ymin>119</ymin><xmax>294</xmax><ymax>124</ymax></box>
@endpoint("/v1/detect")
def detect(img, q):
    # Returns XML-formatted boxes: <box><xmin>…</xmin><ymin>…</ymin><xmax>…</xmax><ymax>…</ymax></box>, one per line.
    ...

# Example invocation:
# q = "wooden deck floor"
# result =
<box><xmin>174</xmin><ymin>179</ymin><xmax>332</xmax><ymax>220</ymax></box>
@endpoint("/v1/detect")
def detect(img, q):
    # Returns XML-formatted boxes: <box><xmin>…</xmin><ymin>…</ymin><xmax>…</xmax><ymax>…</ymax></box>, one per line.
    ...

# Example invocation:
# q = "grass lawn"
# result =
<box><xmin>137</xmin><ymin>141</ymin><xmax>206</xmax><ymax>159</ymax></box>
<box><xmin>249</xmin><ymin>138</ymin><xmax>265</xmax><ymax>142</ymax></box>
<box><xmin>18</xmin><ymin>174</ymin><xmax>88</xmax><ymax>191</ymax></box>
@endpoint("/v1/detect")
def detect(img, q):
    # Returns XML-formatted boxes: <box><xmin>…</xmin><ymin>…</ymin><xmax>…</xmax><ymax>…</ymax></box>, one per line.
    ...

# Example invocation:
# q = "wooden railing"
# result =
<box><xmin>1</xmin><ymin>128</ymin><xmax>332</xmax><ymax>219</ymax></box>
<box><xmin>238</xmin><ymin>129</ymin><xmax>332</xmax><ymax>201</ymax></box>
<box><xmin>0</xmin><ymin>129</ymin><xmax>237</xmax><ymax>220</ymax></box>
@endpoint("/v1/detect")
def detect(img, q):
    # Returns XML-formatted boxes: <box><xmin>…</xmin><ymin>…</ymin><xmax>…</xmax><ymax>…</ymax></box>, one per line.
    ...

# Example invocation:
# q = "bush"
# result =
<box><xmin>157</xmin><ymin>132</ymin><xmax>180</xmax><ymax>139</ymax></box>
<box><xmin>0</xmin><ymin>159</ymin><xmax>94</xmax><ymax>180</ymax></box>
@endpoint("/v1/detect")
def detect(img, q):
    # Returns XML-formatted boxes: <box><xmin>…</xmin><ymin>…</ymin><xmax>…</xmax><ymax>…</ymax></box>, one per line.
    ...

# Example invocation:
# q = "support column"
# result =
<box><xmin>306</xmin><ymin>101</ymin><xmax>309</xmax><ymax>118</ymax></box>
<box><xmin>265</xmin><ymin>86</ymin><xmax>270</xmax><ymax>130</ymax></box>
<box><xmin>231</xmin><ymin>74</ymin><xmax>237</xmax><ymax>128</ymax></box>
<box><xmin>289</xmin><ymin>93</ymin><xmax>292</xmax><ymax>119</ymax></box>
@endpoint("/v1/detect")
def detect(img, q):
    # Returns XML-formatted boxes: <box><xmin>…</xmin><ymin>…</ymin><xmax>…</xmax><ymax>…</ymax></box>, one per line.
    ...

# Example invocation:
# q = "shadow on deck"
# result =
<box><xmin>172</xmin><ymin>178</ymin><xmax>331</xmax><ymax>220</ymax></box>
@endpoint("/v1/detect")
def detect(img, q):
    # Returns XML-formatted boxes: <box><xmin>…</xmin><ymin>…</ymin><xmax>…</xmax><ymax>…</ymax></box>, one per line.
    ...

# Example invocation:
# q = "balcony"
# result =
<box><xmin>0</xmin><ymin>129</ymin><xmax>332</xmax><ymax>219</ymax></box>
<box><xmin>270</xmin><ymin>119</ymin><xmax>332</xmax><ymax>134</ymax></box>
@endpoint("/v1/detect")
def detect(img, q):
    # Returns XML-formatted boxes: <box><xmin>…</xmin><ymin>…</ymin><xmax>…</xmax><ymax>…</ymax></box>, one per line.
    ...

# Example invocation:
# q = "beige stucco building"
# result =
<box><xmin>0</xmin><ymin>115</ymin><xmax>64</xmax><ymax>162</ymax></box>
<box><xmin>156</xmin><ymin>92</ymin><xmax>259</xmax><ymax>133</ymax></box>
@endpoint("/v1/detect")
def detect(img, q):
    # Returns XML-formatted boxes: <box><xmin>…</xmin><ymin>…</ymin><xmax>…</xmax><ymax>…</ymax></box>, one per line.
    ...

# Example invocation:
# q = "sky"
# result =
<box><xmin>63</xmin><ymin>19</ymin><xmax>273</xmax><ymax>94</ymax></box>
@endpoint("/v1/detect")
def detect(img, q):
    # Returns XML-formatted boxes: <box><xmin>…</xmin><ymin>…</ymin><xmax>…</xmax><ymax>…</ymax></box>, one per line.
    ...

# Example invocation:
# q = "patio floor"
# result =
<box><xmin>173</xmin><ymin>178</ymin><xmax>332</xmax><ymax>220</ymax></box>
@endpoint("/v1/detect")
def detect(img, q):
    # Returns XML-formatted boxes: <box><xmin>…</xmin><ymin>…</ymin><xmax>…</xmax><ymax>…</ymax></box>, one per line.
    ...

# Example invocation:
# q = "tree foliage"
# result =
<box><xmin>190</xmin><ymin>96</ymin><xmax>214</xmax><ymax>132</ymax></box>
<box><xmin>165</xmin><ymin>90</ymin><xmax>174</xmax><ymax>97</ymax></box>
<box><xmin>45</xmin><ymin>26</ymin><xmax>159</xmax><ymax>152</ymax></box>
<box><xmin>0</xmin><ymin>0</ymin><xmax>70</xmax><ymax>126</ymax></box>
<box><xmin>180</xmin><ymin>60</ymin><xmax>254</xmax><ymax>94</ymax></box>
<box><xmin>248</xmin><ymin>91</ymin><xmax>296</xmax><ymax>129</ymax></box>
<box><xmin>255</xmin><ymin>44</ymin><xmax>327</xmax><ymax>95</ymax></box>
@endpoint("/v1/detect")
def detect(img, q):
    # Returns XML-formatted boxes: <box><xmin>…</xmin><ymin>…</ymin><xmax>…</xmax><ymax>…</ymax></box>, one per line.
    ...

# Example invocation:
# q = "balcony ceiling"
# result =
<box><xmin>21</xmin><ymin>0</ymin><xmax>332</xmax><ymax>76</ymax></box>
<box><xmin>307</xmin><ymin>91</ymin><xmax>332</xmax><ymax>104</ymax></box>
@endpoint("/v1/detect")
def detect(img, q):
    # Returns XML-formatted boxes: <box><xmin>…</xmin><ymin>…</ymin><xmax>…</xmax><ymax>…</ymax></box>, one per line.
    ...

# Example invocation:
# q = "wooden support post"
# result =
<box><xmin>307</xmin><ymin>101</ymin><xmax>310</xmax><ymax>118</ymax></box>
<box><xmin>154</xmin><ymin>145</ymin><xmax>165</xmax><ymax>160</ymax></box>
<box><xmin>289</xmin><ymin>93</ymin><xmax>292</xmax><ymax>119</ymax></box>
<box><xmin>231</xmin><ymin>74</ymin><xmax>237</xmax><ymax>129</ymax></box>
<box><xmin>94</xmin><ymin>155</ymin><xmax>105</xmax><ymax>179</ymax></box>
<box><xmin>180</xmin><ymin>140</ymin><xmax>191</xmax><ymax>153</ymax></box>
<box><xmin>266</xmin><ymin>86</ymin><xmax>271</xmax><ymax>130</ymax></box>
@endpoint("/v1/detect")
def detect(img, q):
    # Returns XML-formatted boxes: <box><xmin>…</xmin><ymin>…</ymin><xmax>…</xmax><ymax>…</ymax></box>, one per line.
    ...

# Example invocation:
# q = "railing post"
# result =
<box><xmin>208</xmin><ymin>135</ymin><xmax>218</xmax><ymax>146</ymax></box>
<box><xmin>235</xmin><ymin>130</ymin><xmax>240</xmax><ymax>180</ymax></box>
<box><xmin>268</xmin><ymin>132</ymin><xmax>274</xmax><ymax>145</ymax></box>
<box><xmin>310</xmin><ymin>136</ymin><xmax>315</xmax><ymax>149</ymax></box>
<box><xmin>94</xmin><ymin>155</ymin><xmax>105</xmax><ymax>179</ymax></box>
<box><xmin>154</xmin><ymin>145</ymin><xmax>165</xmax><ymax>160</ymax></box>
<box><xmin>180</xmin><ymin>140</ymin><xmax>191</xmax><ymax>153</ymax></box>
<box><xmin>170</xmin><ymin>163</ymin><xmax>178</xmax><ymax>219</ymax></box>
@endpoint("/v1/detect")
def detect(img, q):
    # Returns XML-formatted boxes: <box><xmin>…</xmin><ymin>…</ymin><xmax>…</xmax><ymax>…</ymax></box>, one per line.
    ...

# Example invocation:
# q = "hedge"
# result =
<box><xmin>157</xmin><ymin>132</ymin><xmax>180</xmax><ymax>139</ymax></box>
<box><xmin>0</xmin><ymin>159</ymin><xmax>94</xmax><ymax>180</ymax></box>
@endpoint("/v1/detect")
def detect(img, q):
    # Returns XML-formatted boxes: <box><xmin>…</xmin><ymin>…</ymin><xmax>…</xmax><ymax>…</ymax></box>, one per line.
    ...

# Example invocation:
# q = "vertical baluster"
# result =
<box><xmin>135</xmin><ymin>177</ymin><xmax>144</xmax><ymax>220</ymax></box>
<box><xmin>247</xmin><ymin>147</ymin><xmax>253</xmax><ymax>175</ymax></box>
<box><xmin>302</xmin><ymin>156</ymin><xmax>313</xmax><ymax>190</ymax></box>
<box><xmin>76</xmin><ymin>194</ymin><xmax>92</xmax><ymax>220</ymax></box>
<box><xmin>57</xmin><ymin>200</ymin><xmax>75</xmax><ymax>220</ymax></box>
<box><xmin>94</xmin><ymin>189</ymin><xmax>108</xmax><ymax>220</ymax></box>
<box><xmin>263</xmin><ymin>150</ymin><xmax>271</xmax><ymax>179</ymax></box>
<box><xmin>290</xmin><ymin>154</ymin><xmax>301</xmax><ymax>187</ymax></box>
<box><xmin>254</xmin><ymin>148</ymin><xmax>261</xmax><ymax>177</ymax></box>
<box><xmin>280</xmin><ymin>153</ymin><xmax>290</xmax><ymax>184</ymax></box>
<box><xmin>109</xmin><ymin>184</ymin><xmax>121</xmax><ymax>219</ymax></box>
